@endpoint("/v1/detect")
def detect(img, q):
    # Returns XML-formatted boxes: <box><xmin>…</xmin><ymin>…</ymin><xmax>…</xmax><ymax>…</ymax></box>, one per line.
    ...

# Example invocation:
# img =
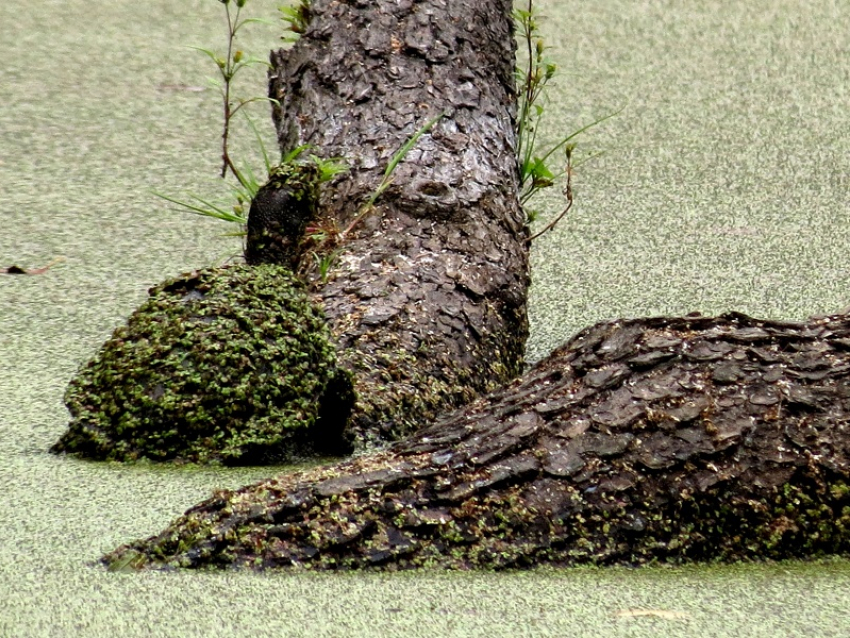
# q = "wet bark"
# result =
<box><xmin>104</xmin><ymin>311</ymin><xmax>850</xmax><ymax>571</ymax></box>
<box><xmin>257</xmin><ymin>0</ymin><xmax>529</xmax><ymax>448</ymax></box>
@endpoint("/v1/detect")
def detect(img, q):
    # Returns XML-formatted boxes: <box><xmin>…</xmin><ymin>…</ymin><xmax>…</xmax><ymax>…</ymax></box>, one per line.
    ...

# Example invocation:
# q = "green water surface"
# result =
<box><xmin>3</xmin><ymin>1</ymin><xmax>850</xmax><ymax>636</ymax></box>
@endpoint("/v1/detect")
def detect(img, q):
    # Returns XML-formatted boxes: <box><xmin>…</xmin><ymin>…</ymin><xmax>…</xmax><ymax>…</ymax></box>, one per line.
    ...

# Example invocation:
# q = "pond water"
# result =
<box><xmin>3</xmin><ymin>1</ymin><xmax>850</xmax><ymax>636</ymax></box>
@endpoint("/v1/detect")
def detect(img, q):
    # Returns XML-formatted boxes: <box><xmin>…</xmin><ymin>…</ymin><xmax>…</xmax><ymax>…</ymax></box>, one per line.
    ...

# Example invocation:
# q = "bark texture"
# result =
<box><xmin>104</xmin><ymin>311</ymin><xmax>850</xmax><ymax>571</ymax></box>
<box><xmin>263</xmin><ymin>0</ymin><xmax>530</xmax><ymax>448</ymax></box>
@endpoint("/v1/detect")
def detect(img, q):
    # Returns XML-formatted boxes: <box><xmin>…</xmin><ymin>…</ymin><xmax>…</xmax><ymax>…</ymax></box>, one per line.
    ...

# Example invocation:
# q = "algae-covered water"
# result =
<box><xmin>3</xmin><ymin>1</ymin><xmax>850</xmax><ymax>636</ymax></box>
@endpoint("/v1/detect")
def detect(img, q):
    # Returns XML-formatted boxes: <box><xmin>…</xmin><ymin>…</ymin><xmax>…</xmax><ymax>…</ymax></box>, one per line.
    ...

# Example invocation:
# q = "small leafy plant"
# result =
<box><xmin>156</xmin><ymin>0</ymin><xmax>278</xmax><ymax>230</ymax></box>
<box><xmin>196</xmin><ymin>0</ymin><xmax>277</xmax><ymax>179</ymax></box>
<box><xmin>514</xmin><ymin>0</ymin><xmax>620</xmax><ymax>239</ymax></box>
<box><xmin>155</xmin><ymin>116</ymin><xmax>270</xmax><ymax>228</ymax></box>
<box><xmin>279</xmin><ymin>0</ymin><xmax>312</xmax><ymax>43</ymax></box>
<box><xmin>280</xmin><ymin>145</ymin><xmax>348</xmax><ymax>185</ymax></box>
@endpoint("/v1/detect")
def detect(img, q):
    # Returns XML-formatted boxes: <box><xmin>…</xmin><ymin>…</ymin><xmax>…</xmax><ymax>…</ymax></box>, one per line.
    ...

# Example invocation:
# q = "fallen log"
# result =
<box><xmin>104</xmin><ymin>310</ymin><xmax>850</xmax><ymax>570</ymax></box>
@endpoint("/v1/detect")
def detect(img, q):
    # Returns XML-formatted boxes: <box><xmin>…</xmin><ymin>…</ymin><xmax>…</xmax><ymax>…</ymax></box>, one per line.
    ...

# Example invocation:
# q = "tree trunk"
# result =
<box><xmin>104</xmin><ymin>311</ymin><xmax>850</xmax><ymax>571</ymax></box>
<box><xmin>258</xmin><ymin>0</ymin><xmax>529</xmax><ymax>449</ymax></box>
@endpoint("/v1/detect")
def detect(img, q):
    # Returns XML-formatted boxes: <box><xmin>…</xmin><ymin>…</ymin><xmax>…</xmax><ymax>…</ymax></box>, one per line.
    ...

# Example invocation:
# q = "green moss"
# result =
<box><xmin>52</xmin><ymin>264</ymin><xmax>353</xmax><ymax>464</ymax></box>
<box><xmin>342</xmin><ymin>315</ymin><xmax>524</xmax><ymax>448</ymax></box>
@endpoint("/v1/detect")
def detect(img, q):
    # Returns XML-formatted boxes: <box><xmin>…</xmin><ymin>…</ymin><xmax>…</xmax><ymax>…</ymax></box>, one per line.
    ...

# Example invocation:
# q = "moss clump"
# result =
<box><xmin>52</xmin><ymin>264</ymin><xmax>353</xmax><ymax>464</ymax></box>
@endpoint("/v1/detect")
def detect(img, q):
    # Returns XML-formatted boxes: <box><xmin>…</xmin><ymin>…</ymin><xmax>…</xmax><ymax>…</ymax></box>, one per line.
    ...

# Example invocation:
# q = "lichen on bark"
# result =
<box><xmin>52</xmin><ymin>264</ymin><xmax>353</xmax><ymax>464</ymax></box>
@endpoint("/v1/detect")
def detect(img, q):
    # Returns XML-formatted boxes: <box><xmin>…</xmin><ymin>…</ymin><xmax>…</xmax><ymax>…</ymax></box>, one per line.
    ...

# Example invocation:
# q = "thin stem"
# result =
<box><xmin>524</xmin><ymin>0</ymin><xmax>535</xmax><ymax>120</ymax></box>
<box><xmin>526</xmin><ymin>151</ymin><xmax>573</xmax><ymax>243</ymax></box>
<box><xmin>516</xmin><ymin>1</ymin><xmax>535</xmax><ymax>166</ymax></box>
<box><xmin>220</xmin><ymin>3</ymin><xmax>240</xmax><ymax>179</ymax></box>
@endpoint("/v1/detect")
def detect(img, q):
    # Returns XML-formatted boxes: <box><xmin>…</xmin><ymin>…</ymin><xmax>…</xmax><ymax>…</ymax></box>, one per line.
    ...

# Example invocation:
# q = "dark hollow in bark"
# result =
<box><xmin>245</xmin><ymin>163</ymin><xmax>322</xmax><ymax>269</ymax></box>
<box><xmin>103</xmin><ymin>311</ymin><xmax>850</xmax><ymax>571</ymax></box>
<box><xmin>263</xmin><ymin>0</ymin><xmax>530</xmax><ymax>449</ymax></box>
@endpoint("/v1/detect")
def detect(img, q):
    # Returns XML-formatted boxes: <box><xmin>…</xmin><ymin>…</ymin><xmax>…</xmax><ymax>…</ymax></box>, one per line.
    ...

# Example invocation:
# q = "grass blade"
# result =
<box><xmin>383</xmin><ymin>111</ymin><xmax>444</xmax><ymax>179</ymax></box>
<box><xmin>153</xmin><ymin>191</ymin><xmax>247</xmax><ymax>224</ymax></box>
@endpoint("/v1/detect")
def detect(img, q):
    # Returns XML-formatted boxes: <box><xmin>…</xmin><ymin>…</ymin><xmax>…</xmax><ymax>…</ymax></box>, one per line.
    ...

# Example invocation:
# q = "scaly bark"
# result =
<box><xmin>261</xmin><ymin>0</ymin><xmax>530</xmax><ymax>448</ymax></box>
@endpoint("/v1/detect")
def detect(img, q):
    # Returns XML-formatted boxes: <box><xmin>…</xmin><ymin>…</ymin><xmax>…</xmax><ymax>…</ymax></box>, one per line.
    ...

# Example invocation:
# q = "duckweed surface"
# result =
<box><xmin>6</xmin><ymin>0</ymin><xmax>850</xmax><ymax>636</ymax></box>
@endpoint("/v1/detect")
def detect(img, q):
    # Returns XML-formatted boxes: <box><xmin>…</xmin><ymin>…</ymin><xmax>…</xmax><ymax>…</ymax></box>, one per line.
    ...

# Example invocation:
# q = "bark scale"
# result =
<box><xmin>261</xmin><ymin>0</ymin><xmax>530</xmax><ymax>448</ymax></box>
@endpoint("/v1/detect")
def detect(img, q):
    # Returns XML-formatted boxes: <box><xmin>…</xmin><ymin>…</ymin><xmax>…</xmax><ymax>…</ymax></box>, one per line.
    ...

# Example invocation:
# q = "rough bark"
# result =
<box><xmin>104</xmin><ymin>311</ymin><xmax>850</xmax><ymax>571</ymax></box>
<box><xmin>260</xmin><ymin>0</ymin><xmax>530</xmax><ymax>448</ymax></box>
<box><xmin>51</xmin><ymin>0</ymin><xmax>526</xmax><ymax>465</ymax></box>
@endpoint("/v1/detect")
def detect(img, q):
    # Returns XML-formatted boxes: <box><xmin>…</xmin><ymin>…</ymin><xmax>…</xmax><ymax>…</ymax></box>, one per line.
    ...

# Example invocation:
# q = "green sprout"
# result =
<box><xmin>514</xmin><ymin>0</ymin><xmax>622</xmax><ymax>239</ymax></box>
<box><xmin>155</xmin><ymin>0</ymin><xmax>278</xmax><ymax>232</ymax></box>
<box><xmin>279</xmin><ymin>0</ymin><xmax>312</xmax><ymax>44</ymax></box>
<box><xmin>341</xmin><ymin>111</ymin><xmax>445</xmax><ymax>239</ymax></box>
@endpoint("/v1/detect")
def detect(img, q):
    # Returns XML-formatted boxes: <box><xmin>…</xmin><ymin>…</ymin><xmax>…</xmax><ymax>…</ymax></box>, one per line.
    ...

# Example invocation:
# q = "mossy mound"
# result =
<box><xmin>52</xmin><ymin>264</ymin><xmax>353</xmax><ymax>464</ymax></box>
